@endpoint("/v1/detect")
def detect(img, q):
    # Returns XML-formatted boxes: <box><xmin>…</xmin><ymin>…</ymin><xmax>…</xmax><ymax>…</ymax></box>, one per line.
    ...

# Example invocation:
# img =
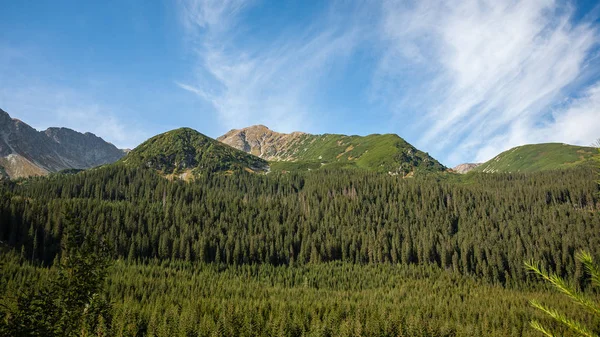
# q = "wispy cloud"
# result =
<box><xmin>179</xmin><ymin>0</ymin><xmax>599</xmax><ymax>165</ymax></box>
<box><xmin>377</xmin><ymin>0</ymin><xmax>599</xmax><ymax>165</ymax></box>
<box><xmin>474</xmin><ymin>81</ymin><xmax>600</xmax><ymax>161</ymax></box>
<box><xmin>3</xmin><ymin>1</ymin><xmax>598</xmax><ymax>164</ymax></box>
<box><xmin>177</xmin><ymin>0</ymin><xmax>364</xmax><ymax>133</ymax></box>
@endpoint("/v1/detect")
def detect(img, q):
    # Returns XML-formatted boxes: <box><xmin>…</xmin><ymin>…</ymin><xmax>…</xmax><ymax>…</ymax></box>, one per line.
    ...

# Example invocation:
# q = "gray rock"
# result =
<box><xmin>0</xmin><ymin>108</ymin><xmax>125</xmax><ymax>178</ymax></box>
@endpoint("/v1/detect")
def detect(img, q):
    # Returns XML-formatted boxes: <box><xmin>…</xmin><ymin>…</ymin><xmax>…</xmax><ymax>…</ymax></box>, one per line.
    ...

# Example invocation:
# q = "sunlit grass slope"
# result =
<box><xmin>269</xmin><ymin>133</ymin><xmax>445</xmax><ymax>174</ymax></box>
<box><xmin>472</xmin><ymin>143</ymin><xmax>597</xmax><ymax>173</ymax></box>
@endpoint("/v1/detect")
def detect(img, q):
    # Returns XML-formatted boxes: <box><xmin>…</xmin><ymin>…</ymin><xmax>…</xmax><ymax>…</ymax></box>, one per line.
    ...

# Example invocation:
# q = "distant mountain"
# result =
<box><xmin>452</xmin><ymin>163</ymin><xmax>481</xmax><ymax>174</ymax></box>
<box><xmin>0</xmin><ymin>108</ymin><xmax>125</xmax><ymax>179</ymax></box>
<box><xmin>218</xmin><ymin>125</ymin><xmax>445</xmax><ymax>174</ymax></box>
<box><xmin>472</xmin><ymin>143</ymin><xmax>598</xmax><ymax>173</ymax></box>
<box><xmin>120</xmin><ymin>127</ymin><xmax>268</xmax><ymax>179</ymax></box>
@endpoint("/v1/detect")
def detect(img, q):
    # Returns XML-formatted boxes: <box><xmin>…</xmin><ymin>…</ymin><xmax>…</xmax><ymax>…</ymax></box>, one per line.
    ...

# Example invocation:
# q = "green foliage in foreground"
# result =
<box><xmin>473</xmin><ymin>143</ymin><xmax>597</xmax><ymax>173</ymax></box>
<box><xmin>527</xmin><ymin>251</ymin><xmax>600</xmax><ymax>337</ymax></box>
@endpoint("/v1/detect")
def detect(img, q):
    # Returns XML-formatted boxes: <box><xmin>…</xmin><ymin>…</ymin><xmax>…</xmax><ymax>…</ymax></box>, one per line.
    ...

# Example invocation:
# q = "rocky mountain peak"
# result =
<box><xmin>248</xmin><ymin>124</ymin><xmax>270</xmax><ymax>131</ymax></box>
<box><xmin>0</xmin><ymin>108</ymin><xmax>10</xmax><ymax>119</ymax></box>
<box><xmin>218</xmin><ymin>125</ymin><xmax>306</xmax><ymax>160</ymax></box>
<box><xmin>452</xmin><ymin>163</ymin><xmax>481</xmax><ymax>174</ymax></box>
<box><xmin>0</xmin><ymin>108</ymin><xmax>125</xmax><ymax>178</ymax></box>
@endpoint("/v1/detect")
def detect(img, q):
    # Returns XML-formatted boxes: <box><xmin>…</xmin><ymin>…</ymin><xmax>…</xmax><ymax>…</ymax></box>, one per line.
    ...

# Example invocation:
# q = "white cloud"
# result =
<box><xmin>177</xmin><ymin>0</ymin><xmax>364</xmax><ymax>133</ymax></box>
<box><xmin>3</xmin><ymin>1</ymin><xmax>598</xmax><ymax>164</ymax></box>
<box><xmin>472</xmin><ymin>82</ymin><xmax>600</xmax><ymax>162</ymax></box>
<box><xmin>376</xmin><ymin>0</ymin><xmax>599</xmax><ymax>165</ymax></box>
<box><xmin>180</xmin><ymin>0</ymin><xmax>249</xmax><ymax>33</ymax></box>
<box><xmin>179</xmin><ymin>0</ymin><xmax>599</xmax><ymax>163</ymax></box>
<box><xmin>545</xmin><ymin>84</ymin><xmax>600</xmax><ymax>146</ymax></box>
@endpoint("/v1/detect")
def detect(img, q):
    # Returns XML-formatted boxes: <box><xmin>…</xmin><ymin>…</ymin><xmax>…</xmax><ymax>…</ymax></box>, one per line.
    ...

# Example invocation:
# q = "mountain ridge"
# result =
<box><xmin>218</xmin><ymin>125</ymin><xmax>446</xmax><ymax>174</ymax></box>
<box><xmin>2</xmin><ymin>108</ymin><xmax>597</xmax><ymax>179</ymax></box>
<box><xmin>0</xmin><ymin>108</ymin><xmax>125</xmax><ymax>178</ymax></box>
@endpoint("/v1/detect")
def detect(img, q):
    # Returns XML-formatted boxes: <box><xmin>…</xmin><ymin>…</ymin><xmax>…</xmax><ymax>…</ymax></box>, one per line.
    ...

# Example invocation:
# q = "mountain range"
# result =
<box><xmin>0</xmin><ymin>109</ymin><xmax>124</xmax><ymax>179</ymax></box>
<box><xmin>0</xmin><ymin>108</ymin><xmax>597</xmax><ymax>179</ymax></box>
<box><xmin>218</xmin><ymin>125</ymin><xmax>445</xmax><ymax>174</ymax></box>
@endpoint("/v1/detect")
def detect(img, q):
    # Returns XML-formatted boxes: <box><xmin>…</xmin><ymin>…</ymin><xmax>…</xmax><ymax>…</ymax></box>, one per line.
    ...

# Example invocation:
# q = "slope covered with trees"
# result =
<box><xmin>4</xmin><ymin>255</ymin><xmax>597</xmax><ymax>337</ymax></box>
<box><xmin>1</xmin><ymin>148</ymin><xmax>599</xmax><ymax>335</ymax></box>
<box><xmin>120</xmin><ymin>128</ymin><xmax>268</xmax><ymax>177</ymax></box>
<box><xmin>1</xmin><ymin>164</ymin><xmax>598</xmax><ymax>282</ymax></box>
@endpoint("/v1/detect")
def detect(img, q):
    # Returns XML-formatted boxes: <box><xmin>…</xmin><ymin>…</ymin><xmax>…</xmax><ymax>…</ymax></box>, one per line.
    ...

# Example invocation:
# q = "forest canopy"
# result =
<box><xmin>1</xmin><ymin>161</ymin><xmax>599</xmax><ymax>336</ymax></box>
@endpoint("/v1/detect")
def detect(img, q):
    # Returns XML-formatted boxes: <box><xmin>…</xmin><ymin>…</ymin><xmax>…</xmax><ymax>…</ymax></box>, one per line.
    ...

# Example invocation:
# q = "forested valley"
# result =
<box><xmin>1</xmin><ymin>163</ymin><xmax>600</xmax><ymax>336</ymax></box>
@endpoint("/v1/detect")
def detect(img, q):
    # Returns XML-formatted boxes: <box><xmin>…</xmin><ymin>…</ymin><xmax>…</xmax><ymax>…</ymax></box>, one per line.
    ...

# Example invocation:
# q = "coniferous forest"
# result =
<box><xmin>1</xmin><ymin>162</ymin><xmax>600</xmax><ymax>336</ymax></box>
<box><xmin>4</xmin><ymin>0</ymin><xmax>600</xmax><ymax>335</ymax></box>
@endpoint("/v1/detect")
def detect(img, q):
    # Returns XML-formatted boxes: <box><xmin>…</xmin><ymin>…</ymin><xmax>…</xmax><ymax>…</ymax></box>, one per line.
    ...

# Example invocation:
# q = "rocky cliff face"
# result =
<box><xmin>0</xmin><ymin>108</ymin><xmax>125</xmax><ymax>178</ymax></box>
<box><xmin>452</xmin><ymin>163</ymin><xmax>481</xmax><ymax>174</ymax></box>
<box><xmin>217</xmin><ymin>125</ymin><xmax>307</xmax><ymax>161</ymax></box>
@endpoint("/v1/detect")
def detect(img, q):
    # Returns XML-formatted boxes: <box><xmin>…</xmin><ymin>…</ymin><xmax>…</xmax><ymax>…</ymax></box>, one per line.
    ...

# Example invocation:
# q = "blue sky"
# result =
<box><xmin>1</xmin><ymin>0</ymin><xmax>599</xmax><ymax>166</ymax></box>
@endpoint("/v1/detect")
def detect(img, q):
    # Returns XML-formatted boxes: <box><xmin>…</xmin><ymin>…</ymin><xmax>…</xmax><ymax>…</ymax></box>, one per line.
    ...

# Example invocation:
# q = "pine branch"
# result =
<box><xmin>576</xmin><ymin>251</ymin><xmax>600</xmax><ymax>289</ymax></box>
<box><xmin>526</xmin><ymin>260</ymin><xmax>600</xmax><ymax>318</ymax></box>
<box><xmin>530</xmin><ymin>300</ymin><xmax>598</xmax><ymax>337</ymax></box>
<box><xmin>530</xmin><ymin>320</ymin><xmax>556</xmax><ymax>337</ymax></box>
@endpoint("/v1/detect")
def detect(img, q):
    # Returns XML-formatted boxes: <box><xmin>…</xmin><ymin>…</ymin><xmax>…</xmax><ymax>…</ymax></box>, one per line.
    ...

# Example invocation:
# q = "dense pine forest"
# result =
<box><xmin>1</xmin><ymin>161</ymin><xmax>600</xmax><ymax>336</ymax></box>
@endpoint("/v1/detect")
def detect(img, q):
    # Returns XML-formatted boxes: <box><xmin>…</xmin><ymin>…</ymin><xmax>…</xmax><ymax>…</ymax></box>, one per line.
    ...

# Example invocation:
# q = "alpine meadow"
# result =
<box><xmin>2</xmin><ymin>1</ymin><xmax>600</xmax><ymax>337</ymax></box>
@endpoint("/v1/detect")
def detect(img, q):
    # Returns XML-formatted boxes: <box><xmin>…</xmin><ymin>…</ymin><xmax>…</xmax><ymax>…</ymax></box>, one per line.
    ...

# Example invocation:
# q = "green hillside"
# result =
<box><xmin>269</xmin><ymin>133</ymin><xmax>445</xmax><ymax>174</ymax></box>
<box><xmin>120</xmin><ymin>128</ymin><xmax>268</xmax><ymax>176</ymax></box>
<box><xmin>472</xmin><ymin>143</ymin><xmax>598</xmax><ymax>173</ymax></box>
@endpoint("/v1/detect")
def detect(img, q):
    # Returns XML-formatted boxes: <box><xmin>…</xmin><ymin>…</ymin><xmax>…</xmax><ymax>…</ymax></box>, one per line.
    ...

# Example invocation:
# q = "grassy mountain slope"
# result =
<box><xmin>120</xmin><ymin>128</ymin><xmax>268</xmax><ymax>177</ymax></box>
<box><xmin>472</xmin><ymin>143</ymin><xmax>597</xmax><ymax>173</ymax></box>
<box><xmin>270</xmin><ymin>133</ymin><xmax>445</xmax><ymax>174</ymax></box>
<box><xmin>219</xmin><ymin>126</ymin><xmax>445</xmax><ymax>174</ymax></box>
